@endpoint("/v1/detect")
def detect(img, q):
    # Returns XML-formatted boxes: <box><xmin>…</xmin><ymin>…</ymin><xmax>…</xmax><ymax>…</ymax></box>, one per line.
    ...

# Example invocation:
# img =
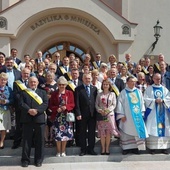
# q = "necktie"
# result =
<box><xmin>85</xmin><ymin>85</ymin><xmax>90</xmax><ymax>97</ymax></box>
<box><xmin>24</xmin><ymin>80</ymin><xmax>27</xmax><ymax>86</ymax></box>
<box><xmin>73</xmin><ymin>80</ymin><xmax>76</xmax><ymax>86</ymax></box>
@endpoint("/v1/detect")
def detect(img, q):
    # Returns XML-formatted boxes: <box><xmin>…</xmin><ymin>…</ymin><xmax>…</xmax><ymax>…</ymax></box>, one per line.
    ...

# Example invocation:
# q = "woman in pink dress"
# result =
<box><xmin>95</xmin><ymin>79</ymin><xmax>120</xmax><ymax>155</ymax></box>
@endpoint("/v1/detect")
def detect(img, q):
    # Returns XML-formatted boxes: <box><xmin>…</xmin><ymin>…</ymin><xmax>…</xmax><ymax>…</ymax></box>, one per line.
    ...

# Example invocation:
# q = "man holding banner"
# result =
<box><xmin>116</xmin><ymin>76</ymin><xmax>148</xmax><ymax>155</ymax></box>
<box><xmin>144</xmin><ymin>73</ymin><xmax>170</xmax><ymax>155</ymax></box>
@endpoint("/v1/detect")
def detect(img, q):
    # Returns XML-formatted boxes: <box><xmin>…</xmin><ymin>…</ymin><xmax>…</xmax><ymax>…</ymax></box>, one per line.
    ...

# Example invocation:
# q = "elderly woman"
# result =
<box><xmin>136</xmin><ymin>72</ymin><xmax>147</xmax><ymax>95</ymax></box>
<box><xmin>98</xmin><ymin>63</ymin><xmax>108</xmax><ymax>83</ymax></box>
<box><xmin>95</xmin><ymin>79</ymin><xmax>119</xmax><ymax>155</ymax></box>
<box><xmin>0</xmin><ymin>73</ymin><xmax>13</xmax><ymax>149</ymax></box>
<box><xmin>25</xmin><ymin>62</ymin><xmax>36</xmax><ymax>77</ymax></box>
<box><xmin>34</xmin><ymin>62</ymin><xmax>46</xmax><ymax>86</ymax></box>
<box><xmin>49</xmin><ymin>76</ymin><xmax>75</xmax><ymax>157</ymax></box>
<box><xmin>40</xmin><ymin>71</ymin><xmax>58</xmax><ymax>147</ymax></box>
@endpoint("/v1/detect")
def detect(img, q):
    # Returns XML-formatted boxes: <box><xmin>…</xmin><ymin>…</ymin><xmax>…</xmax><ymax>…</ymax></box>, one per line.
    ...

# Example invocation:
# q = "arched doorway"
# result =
<box><xmin>42</xmin><ymin>41</ymin><xmax>94</xmax><ymax>62</ymax></box>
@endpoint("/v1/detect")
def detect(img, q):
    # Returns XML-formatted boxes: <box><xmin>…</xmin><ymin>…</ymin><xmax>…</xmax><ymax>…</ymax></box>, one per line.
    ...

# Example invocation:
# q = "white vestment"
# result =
<box><xmin>144</xmin><ymin>84</ymin><xmax>170</xmax><ymax>149</ymax></box>
<box><xmin>116</xmin><ymin>87</ymin><xmax>148</xmax><ymax>150</ymax></box>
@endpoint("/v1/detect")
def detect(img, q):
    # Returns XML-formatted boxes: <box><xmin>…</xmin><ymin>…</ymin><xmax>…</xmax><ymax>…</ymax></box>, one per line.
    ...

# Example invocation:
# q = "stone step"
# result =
<box><xmin>1</xmin><ymin>139</ymin><xmax>170</xmax><ymax>166</ymax></box>
<box><xmin>0</xmin><ymin>153</ymin><xmax>170</xmax><ymax>166</ymax></box>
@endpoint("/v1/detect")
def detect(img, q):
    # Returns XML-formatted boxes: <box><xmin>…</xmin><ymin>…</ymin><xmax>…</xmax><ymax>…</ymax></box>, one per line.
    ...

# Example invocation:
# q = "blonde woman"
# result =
<box><xmin>0</xmin><ymin>73</ymin><xmax>13</xmax><ymax>149</ymax></box>
<box><xmin>91</xmin><ymin>69</ymin><xmax>102</xmax><ymax>93</ymax></box>
<box><xmin>98</xmin><ymin>63</ymin><xmax>108</xmax><ymax>83</ymax></box>
<box><xmin>107</xmin><ymin>54</ymin><xmax>117</xmax><ymax>69</ymax></box>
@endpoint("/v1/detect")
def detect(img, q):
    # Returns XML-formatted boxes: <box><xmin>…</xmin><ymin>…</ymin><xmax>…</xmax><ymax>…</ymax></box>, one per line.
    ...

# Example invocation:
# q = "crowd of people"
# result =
<box><xmin>0</xmin><ymin>48</ymin><xmax>170</xmax><ymax>167</ymax></box>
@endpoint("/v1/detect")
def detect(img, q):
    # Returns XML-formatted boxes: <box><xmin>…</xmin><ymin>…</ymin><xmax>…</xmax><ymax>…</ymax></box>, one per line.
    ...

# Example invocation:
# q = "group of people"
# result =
<box><xmin>0</xmin><ymin>49</ymin><xmax>170</xmax><ymax>167</ymax></box>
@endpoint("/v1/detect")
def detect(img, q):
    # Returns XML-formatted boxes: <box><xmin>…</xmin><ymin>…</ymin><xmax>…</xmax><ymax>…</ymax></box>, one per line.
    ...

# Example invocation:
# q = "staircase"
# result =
<box><xmin>0</xmin><ymin>137</ymin><xmax>170</xmax><ymax>166</ymax></box>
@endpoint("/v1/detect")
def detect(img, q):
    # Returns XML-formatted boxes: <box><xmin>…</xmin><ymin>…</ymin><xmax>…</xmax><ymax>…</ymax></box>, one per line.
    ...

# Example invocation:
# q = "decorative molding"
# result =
<box><xmin>0</xmin><ymin>16</ymin><xmax>7</xmax><ymax>29</ymax></box>
<box><xmin>122</xmin><ymin>24</ymin><xmax>131</xmax><ymax>36</ymax></box>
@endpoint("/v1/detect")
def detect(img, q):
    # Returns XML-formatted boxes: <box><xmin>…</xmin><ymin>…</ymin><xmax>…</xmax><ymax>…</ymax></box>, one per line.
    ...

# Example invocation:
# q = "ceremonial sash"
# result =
<box><xmin>111</xmin><ymin>84</ymin><xmax>120</xmax><ymax>97</ymax></box>
<box><xmin>122</xmin><ymin>62</ymin><xmax>127</xmax><ymax>67</ymax></box>
<box><xmin>126</xmin><ymin>89</ymin><xmax>147</xmax><ymax>139</ymax></box>
<box><xmin>153</xmin><ymin>86</ymin><xmax>165</xmax><ymax>137</ymax></box>
<box><xmin>155</xmin><ymin>63</ymin><xmax>160</xmax><ymax>71</ymax></box>
<box><xmin>24</xmin><ymin>89</ymin><xmax>43</xmax><ymax>105</ymax></box>
<box><xmin>15</xmin><ymin>80</ymin><xmax>27</xmax><ymax>90</ymax></box>
<box><xmin>59</xmin><ymin>66</ymin><xmax>67</xmax><ymax>74</ymax></box>
<box><xmin>65</xmin><ymin>72</ymin><xmax>72</xmax><ymax>81</ymax></box>
<box><xmin>142</xmin><ymin>67</ymin><xmax>149</xmax><ymax>74</ymax></box>
<box><xmin>13</xmin><ymin>62</ymin><xmax>18</xmax><ymax>69</ymax></box>
<box><xmin>92</xmin><ymin>61</ymin><xmax>99</xmax><ymax>69</ymax></box>
<box><xmin>68</xmin><ymin>81</ymin><xmax>76</xmax><ymax>91</ymax></box>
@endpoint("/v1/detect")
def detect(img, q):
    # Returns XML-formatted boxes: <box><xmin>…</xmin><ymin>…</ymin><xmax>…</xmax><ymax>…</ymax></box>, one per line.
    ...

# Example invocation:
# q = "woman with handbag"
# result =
<box><xmin>95</xmin><ymin>79</ymin><xmax>120</xmax><ymax>155</ymax></box>
<box><xmin>49</xmin><ymin>76</ymin><xmax>75</xmax><ymax>157</ymax></box>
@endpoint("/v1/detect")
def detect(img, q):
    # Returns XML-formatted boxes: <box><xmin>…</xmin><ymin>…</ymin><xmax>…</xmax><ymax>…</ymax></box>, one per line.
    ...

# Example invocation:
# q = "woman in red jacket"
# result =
<box><xmin>49</xmin><ymin>76</ymin><xmax>75</xmax><ymax>157</ymax></box>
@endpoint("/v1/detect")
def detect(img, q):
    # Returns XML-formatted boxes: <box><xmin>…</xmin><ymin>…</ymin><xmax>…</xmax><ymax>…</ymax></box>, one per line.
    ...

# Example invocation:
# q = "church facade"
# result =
<box><xmin>0</xmin><ymin>0</ymin><xmax>169</xmax><ymax>63</ymax></box>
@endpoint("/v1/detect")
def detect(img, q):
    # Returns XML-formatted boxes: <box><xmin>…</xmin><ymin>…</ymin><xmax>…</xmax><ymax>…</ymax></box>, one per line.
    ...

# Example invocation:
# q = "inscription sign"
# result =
<box><xmin>30</xmin><ymin>14</ymin><xmax>100</xmax><ymax>35</ymax></box>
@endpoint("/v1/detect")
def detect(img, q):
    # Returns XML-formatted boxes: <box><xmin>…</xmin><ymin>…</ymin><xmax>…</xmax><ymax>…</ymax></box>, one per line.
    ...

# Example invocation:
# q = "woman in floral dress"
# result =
<box><xmin>49</xmin><ymin>76</ymin><xmax>75</xmax><ymax>157</ymax></box>
<box><xmin>95</xmin><ymin>79</ymin><xmax>120</xmax><ymax>155</ymax></box>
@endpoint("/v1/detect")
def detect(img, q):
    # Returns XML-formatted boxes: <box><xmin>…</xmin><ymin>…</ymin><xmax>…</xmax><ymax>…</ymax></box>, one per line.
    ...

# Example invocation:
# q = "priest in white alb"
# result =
<box><xmin>116</xmin><ymin>76</ymin><xmax>148</xmax><ymax>155</ymax></box>
<box><xmin>144</xmin><ymin>73</ymin><xmax>170</xmax><ymax>154</ymax></box>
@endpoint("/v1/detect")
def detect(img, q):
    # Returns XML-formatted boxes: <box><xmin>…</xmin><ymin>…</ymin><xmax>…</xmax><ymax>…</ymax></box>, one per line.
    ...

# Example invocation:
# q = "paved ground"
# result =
<box><xmin>1</xmin><ymin>161</ymin><xmax>170</xmax><ymax>170</ymax></box>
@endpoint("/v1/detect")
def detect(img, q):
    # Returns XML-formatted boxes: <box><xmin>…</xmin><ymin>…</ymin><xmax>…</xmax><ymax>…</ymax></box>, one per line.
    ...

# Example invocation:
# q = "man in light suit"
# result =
<box><xmin>20</xmin><ymin>77</ymin><xmax>48</xmax><ymax>167</ymax></box>
<box><xmin>75</xmin><ymin>73</ymin><xmax>97</xmax><ymax>156</ymax></box>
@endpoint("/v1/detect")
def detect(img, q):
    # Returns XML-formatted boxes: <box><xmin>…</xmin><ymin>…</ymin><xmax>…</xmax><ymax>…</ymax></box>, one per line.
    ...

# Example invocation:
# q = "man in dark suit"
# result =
<box><xmin>11</xmin><ymin>68</ymin><xmax>31</xmax><ymax>149</ymax></box>
<box><xmin>108</xmin><ymin>68</ymin><xmax>125</xmax><ymax>97</ymax></box>
<box><xmin>10</xmin><ymin>48</ymin><xmax>21</xmax><ymax>68</ymax></box>
<box><xmin>0</xmin><ymin>56</ymin><xmax>21</xmax><ymax>89</ymax></box>
<box><xmin>75</xmin><ymin>73</ymin><xmax>97</xmax><ymax>156</ymax></box>
<box><xmin>92</xmin><ymin>53</ymin><xmax>103</xmax><ymax>70</ymax></box>
<box><xmin>58</xmin><ymin>56</ymin><xmax>70</xmax><ymax>77</ymax></box>
<box><xmin>35</xmin><ymin>50</ymin><xmax>44</xmax><ymax>70</ymax></box>
<box><xmin>0</xmin><ymin>52</ymin><xmax>6</xmax><ymax>70</ymax></box>
<box><xmin>20</xmin><ymin>76</ymin><xmax>48</xmax><ymax>167</ymax></box>
<box><xmin>66</xmin><ymin>68</ymin><xmax>83</xmax><ymax>147</ymax></box>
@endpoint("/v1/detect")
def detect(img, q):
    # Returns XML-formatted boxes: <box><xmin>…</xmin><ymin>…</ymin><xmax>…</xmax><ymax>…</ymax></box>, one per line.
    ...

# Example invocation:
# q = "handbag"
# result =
<box><xmin>66</xmin><ymin>112</ymin><xmax>75</xmax><ymax>122</ymax></box>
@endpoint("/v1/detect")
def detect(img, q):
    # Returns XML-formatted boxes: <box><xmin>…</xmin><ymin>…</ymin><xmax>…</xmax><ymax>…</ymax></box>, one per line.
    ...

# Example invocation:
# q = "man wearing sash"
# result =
<box><xmin>10</xmin><ymin>48</ymin><xmax>21</xmax><ymax>70</ymax></box>
<box><xmin>116</xmin><ymin>76</ymin><xmax>148</xmax><ymax>155</ymax></box>
<box><xmin>20</xmin><ymin>77</ymin><xmax>48</xmax><ymax>167</ymax></box>
<box><xmin>11</xmin><ymin>68</ymin><xmax>30</xmax><ymax>149</ymax></box>
<box><xmin>108</xmin><ymin>68</ymin><xmax>125</xmax><ymax>97</ymax></box>
<box><xmin>144</xmin><ymin>73</ymin><xmax>170</xmax><ymax>154</ymax></box>
<box><xmin>92</xmin><ymin>53</ymin><xmax>103</xmax><ymax>70</ymax></box>
<box><xmin>66</xmin><ymin>68</ymin><xmax>83</xmax><ymax>147</ymax></box>
<box><xmin>58</xmin><ymin>56</ymin><xmax>70</xmax><ymax>77</ymax></box>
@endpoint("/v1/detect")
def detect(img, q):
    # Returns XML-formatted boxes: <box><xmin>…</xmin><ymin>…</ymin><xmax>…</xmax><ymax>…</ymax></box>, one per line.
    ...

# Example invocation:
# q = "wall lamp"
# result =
<box><xmin>151</xmin><ymin>20</ymin><xmax>163</xmax><ymax>52</ymax></box>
